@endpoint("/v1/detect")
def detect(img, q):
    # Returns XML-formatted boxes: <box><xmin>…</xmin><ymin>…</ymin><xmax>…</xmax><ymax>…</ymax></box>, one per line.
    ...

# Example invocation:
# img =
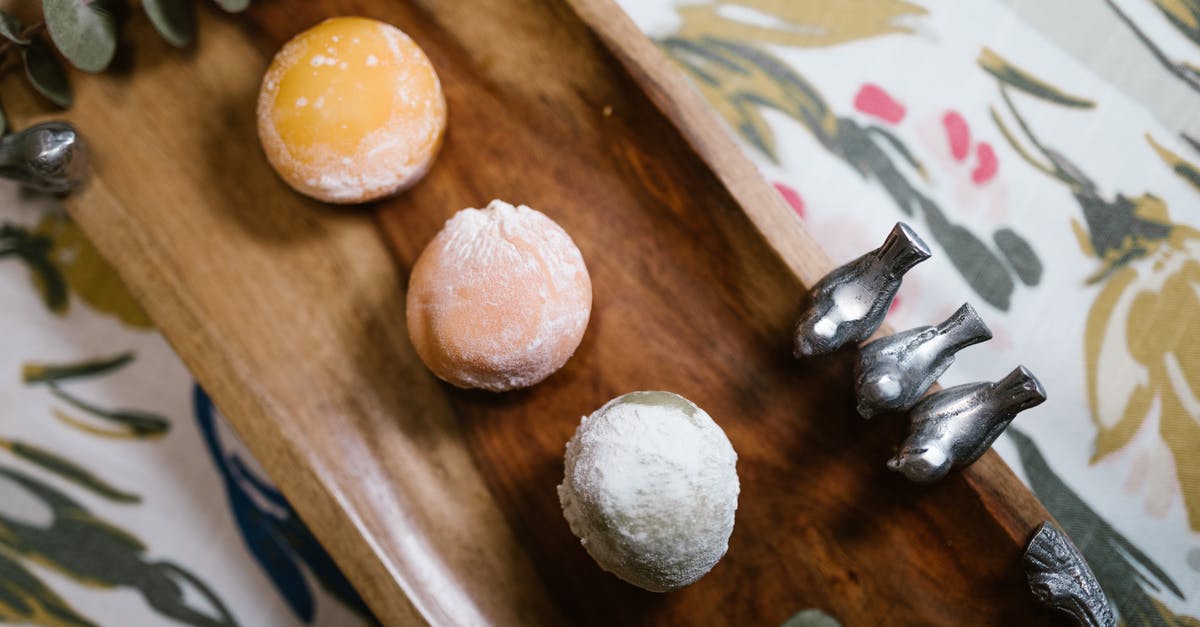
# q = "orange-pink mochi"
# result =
<box><xmin>406</xmin><ymin>200</ymin><xmax>592</xmax><ymax>391</ymax></box>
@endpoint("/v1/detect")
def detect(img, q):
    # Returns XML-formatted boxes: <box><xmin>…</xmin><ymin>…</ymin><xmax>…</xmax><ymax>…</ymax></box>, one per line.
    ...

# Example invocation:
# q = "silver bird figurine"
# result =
<box><xmin>793</xmin><ymin>222</ymin><xmax>931</xmax><ymax>357</ymax></box>
<box><xmin>0</xmin><ymin>121</ymin><xmax>89</xmax><ymax>194</ymax></box>
<box><xmin>888</xmin><ymin>365</ymin><xmax>1046</xmax><ymax>483</ymax></box>
<box><xmin>855</xmin><ymin>303</ymin><xmax>992</xmax><ymax>418</ymax></box>
<box><xmin>1024</xmin><ymin>521</ymin><xmax>1116</xmax><ymax>627</ymax></box>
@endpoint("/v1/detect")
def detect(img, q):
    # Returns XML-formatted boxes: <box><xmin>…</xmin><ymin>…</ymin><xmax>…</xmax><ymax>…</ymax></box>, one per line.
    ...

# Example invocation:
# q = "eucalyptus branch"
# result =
<box><xmin>0</xmin><ymin>21</ymin><xmax>44</xmax><ymax>58</ymax></box>
<box><xmin>0</xmin><ymin>0</ymin><xmax>251</xmax><ymax>134</ymax></box>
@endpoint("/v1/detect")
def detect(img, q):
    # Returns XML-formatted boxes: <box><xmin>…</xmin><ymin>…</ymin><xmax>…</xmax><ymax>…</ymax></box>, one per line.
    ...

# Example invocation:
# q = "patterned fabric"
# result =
<box><xmin>618</xmin><ymin>0</ymin><xmax>1200</xmax><ymax>623</ymax></box>
<box><xmin>0</xmin><ymin>188</ymin><xmax>370</xmax><ymax>625</ymax></box>
<box><xmin>1</xmin><ymin>0</ymin><xmax>1197</xmax><ymax>625</ymax></box>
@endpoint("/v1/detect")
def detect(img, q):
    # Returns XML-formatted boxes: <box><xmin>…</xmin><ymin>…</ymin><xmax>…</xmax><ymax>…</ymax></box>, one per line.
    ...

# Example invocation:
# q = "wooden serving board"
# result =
<box><xmin>6</xmin><ymin>0</ymin><xmax>1058</xmax><ymax>624</ymax></box>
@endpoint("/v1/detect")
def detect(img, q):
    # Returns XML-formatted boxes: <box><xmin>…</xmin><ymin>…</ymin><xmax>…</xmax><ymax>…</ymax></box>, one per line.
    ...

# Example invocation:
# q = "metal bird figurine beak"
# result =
<box><xmin>855</xmin><ymin>303</ymin><xmax>992</xmax><ymax>418</ymax></box>
<box><xmin>888</xmin><ymin>365</ymin><xmax>1046</xmax><ymax>483</ymax></box>
<box><xmin>793</xmin><ymin>222</ymin><xmax>931</xmax><ymax>357</ymax></box>
<box><xmin>0</xmin><ymin>121</ymin><xmax>89</xmax><ymax>194</ymax></box>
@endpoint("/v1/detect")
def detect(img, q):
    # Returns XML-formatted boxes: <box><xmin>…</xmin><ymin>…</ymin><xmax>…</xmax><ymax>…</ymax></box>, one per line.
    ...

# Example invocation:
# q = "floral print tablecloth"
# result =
<box><xmin>0</xmin><ymin>191</ymin><xmax>373</xmax><ymax>625</ymax></box>
<box><xmin>2</xmin><ymin>0</ymin><xmax>1198</xmax><ymax>625</ymax></box>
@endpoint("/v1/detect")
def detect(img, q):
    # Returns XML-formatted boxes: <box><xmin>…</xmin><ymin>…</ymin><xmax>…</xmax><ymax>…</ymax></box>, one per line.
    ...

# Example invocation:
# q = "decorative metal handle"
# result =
<box><xmin>0</xmin><ymin>121</ymin><xmax>88</xmax><ymax>194</ymax></box>
<box><xmin>1024</xmin><ymin>521</ymin><xmax>1116</xmax><ymax>627</ymax></box>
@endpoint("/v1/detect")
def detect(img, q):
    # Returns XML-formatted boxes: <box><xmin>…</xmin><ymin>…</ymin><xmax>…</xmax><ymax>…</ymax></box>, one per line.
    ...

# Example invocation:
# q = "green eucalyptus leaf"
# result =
<box><xmin>143</xmin><ymin>0</ymin><xmax>195</xmax><ymax>48</ymax></box>
<box><xmin>20</xmin><ymin>36</ymin><xmax>72</xmax><ymax>109</ymax></box>
<box><xmin>780</xmin><ymin>609</ymin><xmax>841</xmax><ymax>627</ymax></box>
<box><xmin>0</xmin><ymin>10</ymin><xmax>29</xmax><ymax>44</ymax></box>
<box><xmin>43</xmin><ymin>0</ymin><xmax>118</xmax><ymax>73</ymax></box>
<box><xmin>211</xmin><ymin>0</ymin><xmax>250</xmax><ymax>13</ymax></box>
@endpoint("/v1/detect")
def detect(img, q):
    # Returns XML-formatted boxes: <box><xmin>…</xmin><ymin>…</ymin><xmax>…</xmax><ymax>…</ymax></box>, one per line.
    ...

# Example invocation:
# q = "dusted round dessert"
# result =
<box><xmin>558</xmin><ymin>391</ymin><xmax>740</xmax><ymax>592</ymax></box>
<box><xmin>257</xmin><ymin>17</ymin><xmax>446</xmax><ymax>203</ymax></box>
<box><xmin>406</xmin><ymin>200</ymin><xmax>591</xmax><ymax>392</ymax></box>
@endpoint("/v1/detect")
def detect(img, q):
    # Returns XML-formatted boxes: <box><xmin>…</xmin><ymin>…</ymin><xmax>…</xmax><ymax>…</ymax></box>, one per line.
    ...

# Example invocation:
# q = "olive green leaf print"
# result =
<box><xmin>0</xmin><ymin>549</ymin><xmax>94</xmax><ymax>627</ymax></box>
<box><xmin>1152</xmin><ymin>0</ymin><xmax>1200</xmax><ymax>49</ymax></box>
<box><xmin>988</xmin><ymin>107</ymin><xmax>1072</xmax><ymax>185</ymax></box>
<box><xmin>1083</xmin><ymin>244</ymin><xmax>1200</xmax><ymax>516</ymax></box>
<box><xmin>32</xmin><ymin>215</ymin><xmax>153</xmax><ymax>329</ymax></box>
<box><xmin>22</xmin><ymin>352</ymin><xmax>134</xmax><ymax>385</ymax></box>
<box><xmin>0</xmin><ymin>466</ymin><xmax>237</xmax><ymax>626</ymax></box>
<box><xmin>660</xmin><ymin>33</ymin><xmax>1039</xmax><ymax>310</ymax></box>
<box><xmin>1008</xmin><ymin>428</ymin><xmax>1200</xmax><ymax>626</ymax></box>
<box><xmin>978</xmin><ymin>48</ymin><xmax>1097</xmax><ymax>109</ymax></box>
<box><xmin>0</xmin><ymin>439</ymin><xmax>139</xmax><ymax>503</ymax></box>
<box><xmin>22</xmin><ymin>353</ymin><xmax>170</xmax><ymax>440</ymax></box>
<box><xmin>1147</xmin><ymin>133</ymin><xmax>1200</xmax><ymax>191</ymax></box>
<box><xmin>986</xmin><ymin>58</ymin><xmax>1177</xmax><ymax>283</ymax></box>
<box><xmin>1183</xmin><ymin>132</ymin><xmax>1200</xmax><ymax>156</ymax></box>
<box><xmin>676</xmin><ymin>0</ymin><xmax>926</xmax><ymax>49</ymax></box>
<box><xmin>993</xmin><ymin>227</ymin><xmax>1043</xmax><ymax>285</ymax></box>
<box><xmin>47</xmin><ymin>384</ymin><xmax>170</xmax><ymax>439</ymax></box>
<box><xmin>1104</xmin><ymin>0</ymin><xmax>1200</xmax><ymax>93</ymax></box>
<box><xmin>1</xmin><ymin>216</ymin><xmax>152</xmax><ymax>328</ymax></box>
<box><xmin>985</xmin><ymin>51</ymin><xmax>1200</xmax><ymax>533</ymax></box>
<box><xmin>2</xmin><ymin>194</ymin><xmax>242</xmax><ymax>625</ymax></box>
<box><xmin>0</xmin><ymin>223</ymin><xmax>68</xmax><ymax>312</ymax></box>
<box><xmin>659</xmin><ymin>36</ymin><xmax>837</xmax><ymax>162</ymax></box>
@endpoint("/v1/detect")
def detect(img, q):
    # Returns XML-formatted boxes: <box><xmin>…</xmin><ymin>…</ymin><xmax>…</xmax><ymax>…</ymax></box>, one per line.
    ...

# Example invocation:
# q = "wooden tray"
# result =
<box><xmin>7</xmin><ymin>0</ymin><xmax>1057</xmax><ymax>624</ymax></box>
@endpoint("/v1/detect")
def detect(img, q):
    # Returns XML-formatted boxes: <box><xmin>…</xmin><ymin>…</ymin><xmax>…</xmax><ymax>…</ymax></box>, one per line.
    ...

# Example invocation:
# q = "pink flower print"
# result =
<box><xmin>854</xmin><ymin>83</ymin><xmax>906</xmax><ymax>124</ymax></box>
<box><xmin>773</xmin><ymin>182</ymin><xmax>806</xmax><ymax>219</ymax></box>
<box><xmin>942</xmin><ymin>112</ymin><xmax>970</xmax><ymax>161</ymax></box>
<box><xmin>971</xmin><ymin>142</ymin><xmax>998</xmax><ymax>184</ymax></box>
<box><xmin>941</xmin><ymin>110</ymin><xmax>998</xmax><ymax>185</ymax></box>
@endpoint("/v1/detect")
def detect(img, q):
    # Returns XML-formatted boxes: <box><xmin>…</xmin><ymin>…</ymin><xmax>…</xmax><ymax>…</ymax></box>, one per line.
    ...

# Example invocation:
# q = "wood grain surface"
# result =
<box><xmin>5</xmin><ymin>0</ymin><xmax>1059</xmax><ymax>624</ymax></box>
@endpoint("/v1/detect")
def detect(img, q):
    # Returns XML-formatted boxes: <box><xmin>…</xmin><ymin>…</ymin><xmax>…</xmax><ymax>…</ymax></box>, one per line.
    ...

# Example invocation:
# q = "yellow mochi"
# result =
<box><xmin>257</xmin><ymin>17</ymin><xmax>447</xmax><ymax>203</ymax></box>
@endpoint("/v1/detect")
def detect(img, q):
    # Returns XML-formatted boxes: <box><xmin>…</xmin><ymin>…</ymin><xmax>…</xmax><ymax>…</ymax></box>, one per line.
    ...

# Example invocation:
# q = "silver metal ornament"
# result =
<box><xmin>888</xmin><ymin>365</ymin><xmax>1046</xmax><ymax>483</ymax></box>
<box><xmin>855</xmin><ymin>303</ymin><xmax>992</xmax><ymax>418</ymax></box>
<box><xmin>1024</xmin><ymin>521</ymin><xmax>1116</xmax><ymax>627</ymax></box>
<box><xmin>793</xmin><ymin>222</ymin><xmax>931</xmax><ymax>357</ymax></box>
<box><xmin>0</xmin><ymin>121</ymin><xmax>88</xmax><ymax>194</ymax></box>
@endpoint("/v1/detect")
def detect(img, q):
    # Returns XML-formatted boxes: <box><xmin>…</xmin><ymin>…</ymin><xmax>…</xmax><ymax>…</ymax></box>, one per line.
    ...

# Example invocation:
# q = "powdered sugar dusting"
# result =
<box><xmin>441</xmin><ymin>200</ymin><xmax>585</xmax><ymax>292</ymax></box>
<box><xmin>406</xmin><ymin>200</ymin><xmax>592</xmax><ymax>392</ymax></box>
<box><xmin>558</xmin><ymin>392</ymin><xmax>740</xmax><ymax>592</ymax></box>
<box><xmin>383</xmin><ymin>21</ymin><xmax>405</xmax><ymax>63</ymax></box>
<box><xmin>256</xmin><ymin>17</ymin><xmax>446</xmax><ymax>203</ymax></box>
